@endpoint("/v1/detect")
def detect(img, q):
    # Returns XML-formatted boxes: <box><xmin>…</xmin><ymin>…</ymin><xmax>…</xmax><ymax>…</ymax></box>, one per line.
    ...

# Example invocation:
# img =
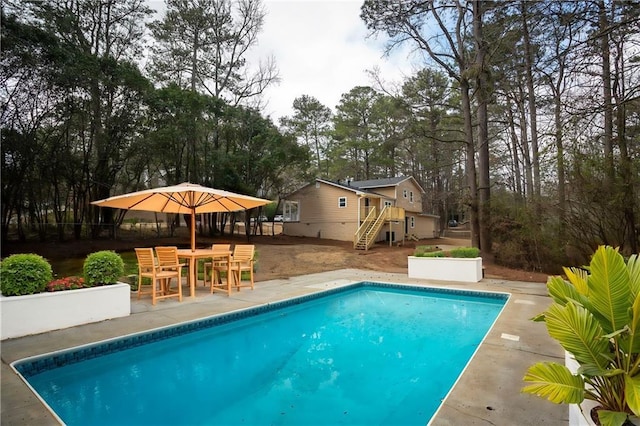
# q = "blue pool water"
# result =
<box><xmin>15</xmin><ymin>283</ymin><xmax>507</xmax><ymax>425</ymax></box>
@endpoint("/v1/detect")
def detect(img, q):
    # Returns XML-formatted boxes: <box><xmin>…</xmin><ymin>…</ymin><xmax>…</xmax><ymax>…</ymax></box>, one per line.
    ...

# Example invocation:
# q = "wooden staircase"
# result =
<box><xmin>354</xmin><ymin>206</ymin><xmax>404</xmax><ymax>250</ymax></box>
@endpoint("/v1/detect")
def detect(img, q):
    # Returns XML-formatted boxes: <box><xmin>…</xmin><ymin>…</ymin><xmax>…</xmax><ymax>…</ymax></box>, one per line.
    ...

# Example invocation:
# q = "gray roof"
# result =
<box><xmin>349</xmin><ymin>176</ymin><xmax>426</xmax><ymax>193</ymax></box>
<box><xmin>285</xmin><ymin>176</ymin><xmax>423</xmax><ymax>199</ymax></box>
<box><xmin>315</xmin><ymin>179</ymin><xmax>367</xmax><ymax>195</ymax></box>
<box><xmin>348</xmin><ymin>176</ymin><xmax>409</xmax><ymax>189</ymax></box>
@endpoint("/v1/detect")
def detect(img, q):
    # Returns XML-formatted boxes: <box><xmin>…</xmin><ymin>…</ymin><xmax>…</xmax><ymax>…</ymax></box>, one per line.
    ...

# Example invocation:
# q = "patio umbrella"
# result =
<box><xmin>91</xmin><ymin>182</ymin><xmax>271</xmax><ymax>250</ymax></box>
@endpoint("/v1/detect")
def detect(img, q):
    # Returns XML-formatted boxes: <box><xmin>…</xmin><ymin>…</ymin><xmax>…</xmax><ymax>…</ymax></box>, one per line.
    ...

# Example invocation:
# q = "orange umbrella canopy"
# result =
<box><xmin>91</xmin><ymin>182</ymin><xmax>271</xmax><ymax>250</ymax></box>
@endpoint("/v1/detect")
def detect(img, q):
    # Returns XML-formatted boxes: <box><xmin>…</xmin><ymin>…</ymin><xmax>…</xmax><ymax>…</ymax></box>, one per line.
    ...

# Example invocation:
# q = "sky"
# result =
<box><xmin>247</xmin><ymin>0</ymin><xmax>419</xmax><ymax>122</ymax></box>
<box><xmin>145</xmin><ymin>0</ymin><xmax>420</xmax><ymax>123</ymax></box>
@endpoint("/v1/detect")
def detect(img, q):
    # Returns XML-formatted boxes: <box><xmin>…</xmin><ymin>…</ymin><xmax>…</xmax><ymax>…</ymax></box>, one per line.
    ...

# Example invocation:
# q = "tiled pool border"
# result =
<box><xmin>13</xmin><ymin>281</ymin><xmax>509</xmax><ymax>379</ymax></box>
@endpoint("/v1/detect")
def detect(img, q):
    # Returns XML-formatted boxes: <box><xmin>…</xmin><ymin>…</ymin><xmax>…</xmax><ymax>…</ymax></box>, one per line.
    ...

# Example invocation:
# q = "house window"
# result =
<box><xmin>283</xmin><ymin>200</ymin><xmax>299</xmax><ymax>221</ymax></box>
<box><xmin>410</xmin><ymin>216</ymin><xmax>415</xmax><ymax>228</ymax></box>
<box><xmin>338</xmin><ymin>197</ymin><xmax>347</xmax><ymax>208</ymax></box>
<box><xmin>384</xmin><ymin>200</ymin><xmax>392</xmax><ymax>207</ymax></box>
<box><xmin>403</xmin><ymin>189</ymin><xmax>408</xmax><ymax>198</ymax></box>
<box><xmin>409</xmin><ymin>191</ymin><xmax>414</xmax><ymax>203</ymax></box>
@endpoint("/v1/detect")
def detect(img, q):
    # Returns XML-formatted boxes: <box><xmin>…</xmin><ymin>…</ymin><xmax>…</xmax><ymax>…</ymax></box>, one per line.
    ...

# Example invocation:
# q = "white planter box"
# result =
<box><xmin>407</xmin><ymin>256</ymin><xmax>483</xmax><ymax>282</ymax></box>
<box><xmin>566</xmin><ymin>352</ymin><xmax>640</xmax><ymax>425</ymax></box>
<box><xmin>1</xmin><ymin>283</ymin><xmax>130</xmax><ymax>340</ymax></box>
<box><xmin>566</xmin><ymin>352</ymin><xmax>592</xmax><ymax>425</ymax></box>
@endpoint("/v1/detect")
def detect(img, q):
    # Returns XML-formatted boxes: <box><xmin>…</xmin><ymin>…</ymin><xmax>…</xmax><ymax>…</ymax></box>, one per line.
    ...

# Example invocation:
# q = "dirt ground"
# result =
<box><xmin>2</xmin><ymin>233</ymin><xmax>551</xmax><ymax>284</ymax></box>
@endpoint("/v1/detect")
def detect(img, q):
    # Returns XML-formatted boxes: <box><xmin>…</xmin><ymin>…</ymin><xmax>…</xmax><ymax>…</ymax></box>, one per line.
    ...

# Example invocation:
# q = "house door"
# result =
<box><xmin>364</xmin><ymin>198</ymin><xmax>370</xmax><ymax>220</ymax></box>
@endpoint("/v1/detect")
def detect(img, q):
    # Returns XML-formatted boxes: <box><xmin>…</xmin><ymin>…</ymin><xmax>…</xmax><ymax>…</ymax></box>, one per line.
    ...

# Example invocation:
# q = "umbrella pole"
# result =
<box><xmin>191</xmin><ymin>208</ymin><xmax>196</xmax><ymax>251</ymax></box>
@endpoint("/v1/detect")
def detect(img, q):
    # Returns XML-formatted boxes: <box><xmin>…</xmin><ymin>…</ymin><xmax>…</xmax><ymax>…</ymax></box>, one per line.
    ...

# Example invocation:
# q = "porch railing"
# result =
<box><xmin>353</xmin><ymin>206</ymin><xmax>405</xmax><ymax>250</ymax></box>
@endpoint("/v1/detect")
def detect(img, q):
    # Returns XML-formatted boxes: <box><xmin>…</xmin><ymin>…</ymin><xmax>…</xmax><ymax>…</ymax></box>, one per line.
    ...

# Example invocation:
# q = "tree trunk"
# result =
<box><xmin>517</xmin><ymin>83</ymin><xmax>534</xmax><ymax>200</ymax></box>
<box><xmin>554</xmin><ymin>86</ymin><xmax>566</xmax><ymax>238</ymax></box>
<box><xmin>616</xmin><ymin>97</ymin><xmax>637</xmax><ymax>253</ymax></box>
<box><xmin>506</xmin><ymin>97</ymin><xmax>523</xmax><ymax>201</ymax></box>
<box><xmin>474</xmin><ymin>0</ymin><xmax>491</xmax><ymax>256</ymax></box>
<box><xmin>599</xmin><ymin>0</ymin><xmax>615</xmax><ymax>182</ymax></box>
<box><xmin>460</xmin><ymin>78</ymin><xmax>479</xmax><ymax>249</ymax></box>
<box><xmin>521</xmin><ymin>1</ymin><xmax>541</xmax><ymax>202</ymax></box>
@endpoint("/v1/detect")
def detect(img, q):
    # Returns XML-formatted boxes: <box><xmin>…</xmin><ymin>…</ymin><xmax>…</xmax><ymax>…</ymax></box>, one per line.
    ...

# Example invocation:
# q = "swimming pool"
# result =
<box><xmin>13</xmin><ymin>282</ymin><xmax>508</xmax><ymax>425</ymax></box>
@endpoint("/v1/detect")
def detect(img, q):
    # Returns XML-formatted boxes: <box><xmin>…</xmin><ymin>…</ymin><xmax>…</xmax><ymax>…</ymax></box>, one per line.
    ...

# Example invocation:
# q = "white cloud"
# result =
<box><xmin>251</xmin><ymin>0</ymin><xmax>418</xmax><ymax>122</ymax></box>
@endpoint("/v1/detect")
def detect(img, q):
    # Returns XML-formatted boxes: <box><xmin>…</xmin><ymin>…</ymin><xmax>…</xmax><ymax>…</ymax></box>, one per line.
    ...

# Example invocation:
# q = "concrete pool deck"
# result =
<box><xmin>1</xmin><ymin>269</ymin><xmax>567</xmax><ymax>425</ymax></box>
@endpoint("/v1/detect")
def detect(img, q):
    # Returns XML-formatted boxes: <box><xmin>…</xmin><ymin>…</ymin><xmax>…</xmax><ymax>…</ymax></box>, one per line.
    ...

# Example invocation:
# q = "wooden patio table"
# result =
<box><xmin>176</xmin><ymin>249</ymin><xmax>232</xmax><ymax>298</ymax></box>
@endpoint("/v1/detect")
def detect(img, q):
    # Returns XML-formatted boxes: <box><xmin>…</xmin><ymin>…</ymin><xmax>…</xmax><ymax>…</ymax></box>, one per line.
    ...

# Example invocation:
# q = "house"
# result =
<box><xmin>281</xmin><ymin>177</ymin><xmax>440</xmax><ymax>249</ymax></box>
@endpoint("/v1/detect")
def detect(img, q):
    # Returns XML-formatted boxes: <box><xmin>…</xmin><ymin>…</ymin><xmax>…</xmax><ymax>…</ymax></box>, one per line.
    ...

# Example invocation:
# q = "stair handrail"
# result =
<box><xmin>361</xmin><ymin>205</ymin><xmax>388</xmax><ymax>250</ymax></box>
<box><xmin>353</xmin><ymin>206</ymin><xmax>377</xmax><ymax>248</ymax></box>
<box><xmin>354</xmin><ymin>206</ymin><xmax>406</xmax><ymax>250</ymax></box>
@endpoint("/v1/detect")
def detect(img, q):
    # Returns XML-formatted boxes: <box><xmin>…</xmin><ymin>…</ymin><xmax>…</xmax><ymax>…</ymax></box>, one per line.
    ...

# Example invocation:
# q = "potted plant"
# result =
<box><xmin>522</xmin><ymin>245</ymin><xmax>640</xmax><ymax>426</ymax></box>
<box><xmin>407</xmin><ymin>246</ymin><xmax>482</xmax><ymax>282</ymax></box>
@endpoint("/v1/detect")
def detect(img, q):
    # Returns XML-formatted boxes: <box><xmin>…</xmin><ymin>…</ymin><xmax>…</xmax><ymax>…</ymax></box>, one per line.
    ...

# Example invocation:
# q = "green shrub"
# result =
<box><xmin>414</xmin><ymin>245</ymin><xmax>437</xmax><ymax>256</ymax></box>
<box><xmin>415</xmin><ymin>250</ymin><xmax>445</xmax><ymax>258</ymax></box>
<box><xmin>415</xmin><ymin>245</ymin><xmax>432</xmax><ymax>254</ymax></box>
<box><xmin>450</xmin><ymin>247</ymin><xmax>480</xmax><ymax>258</ymax></box>
<box><xmin>0</xmin><ymin>253</ymin><xmax>53</xmax><ymax>296</ymax></box>
<box><xmin>83</xmin><ymin>251</ymin><xmax>124</xmax><ymax>286</ymax></box>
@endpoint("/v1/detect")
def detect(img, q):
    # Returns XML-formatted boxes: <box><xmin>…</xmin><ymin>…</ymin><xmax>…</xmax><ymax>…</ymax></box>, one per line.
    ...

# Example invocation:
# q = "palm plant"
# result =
<box><xmin>522</xmin><ymin>245</ymin><xmax>640</xmax><ymax>426</ymax></box>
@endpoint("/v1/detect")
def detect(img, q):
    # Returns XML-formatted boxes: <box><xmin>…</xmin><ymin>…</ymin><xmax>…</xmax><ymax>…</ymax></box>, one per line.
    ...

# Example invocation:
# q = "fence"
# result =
<box><xmin>3</xmin><ymin>221</ymin><xmax>284</xmax><ymax>243</ymax></box>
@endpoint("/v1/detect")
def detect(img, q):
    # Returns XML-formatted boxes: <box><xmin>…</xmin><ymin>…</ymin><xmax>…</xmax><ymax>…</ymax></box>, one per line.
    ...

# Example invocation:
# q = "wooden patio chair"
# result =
<box><xmin>203</xmin><ymin>244</ymin><xmax>232</xmax><ymax>285</ymax></box>
<box><xmin>215</xmin><ymin>244</ymin><xmax>255</xmax><ymax>291</ymax></box>
<box><xmin>155</xmin><ymin>246</ymin><xmax>186</xmax><ymax>276</ymax></box>
<box><xmin>135</xmin><ymin>247</ymin><xmax>183</xmax><ymax>305</ymax></box>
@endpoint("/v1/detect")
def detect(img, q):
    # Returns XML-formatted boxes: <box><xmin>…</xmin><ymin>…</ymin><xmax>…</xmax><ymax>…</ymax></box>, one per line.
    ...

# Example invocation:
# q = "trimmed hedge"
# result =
<box><xmin>450</xmin><ymin>247</ymin><xmax>480</xmax><ymax>258</ymax></box>
<box><xmin>413</xmin><ymin>246</ymin><xmax>480</xmax><ymax>258</ymax></box>
<box><xmin>83</xmin><ymin>250</ymin><xmax>124</xmax><ymax>286</ymax></box>
<box><xmin>0</xmin><ymin>254</ymin><xmax>53</xmax><ymax>296</ymax></box>
<box><xmin>414</xmin><ymin>245</ymin><xmax>441</xmax><ymax>257</ymax></box>
<box><xmin>415</xmin><ymin>250</ymin><xmax>445</xmax><ymax>258</ymax></box>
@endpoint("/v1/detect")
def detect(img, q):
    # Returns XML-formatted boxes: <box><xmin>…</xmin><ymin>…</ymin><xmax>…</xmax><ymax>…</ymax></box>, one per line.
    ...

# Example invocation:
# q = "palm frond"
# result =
<box><xmin>531</xmin><ymin>312</ymin><xmax>546</xmax><ymax>322</ymax></box>
<box><xmin>625</xmin><ymin>374</ymin><xmax>640</xmax><ymax>417</ymax></box>
<box><xmin>628</xmin><ymin>254</ymin><xmax>640</xmax><ymax>301</ymax></box>
<box><xmin>588</xmin><ymin>246</ymin><xmax>631</xmax><ymax>334</ymax></box>
<box><xmin>597</xmin><ymin>409</ymin><xmax>631</xmax><ymax>426</ymax></box>
<box><xmin>579</xmin><ymin>364</ymin><xmax>623</xmax><ymax>377</ymax></box>
<box><xmin>565</xmin><ymin>266</ymin><xmax>589</xmax><ymax>295</ymax></box>
<box><xmin>522</xmin><ymin>362</ymin><xmax>584</xmax><ymax>404</ymax></box>
<box><xmin>622</xmin><ymin>294</ymin><xmax>640</xmax><ymax>356</ymax></box>
<box><xmin>545</xmin><ymin>302</ymin><xmax>610</xmax><ymax>370</ymax></box>
<box><xmin>548</xmin><ymin>275</ymin><xmax>587</xmax><ymax>306</ymax></box>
